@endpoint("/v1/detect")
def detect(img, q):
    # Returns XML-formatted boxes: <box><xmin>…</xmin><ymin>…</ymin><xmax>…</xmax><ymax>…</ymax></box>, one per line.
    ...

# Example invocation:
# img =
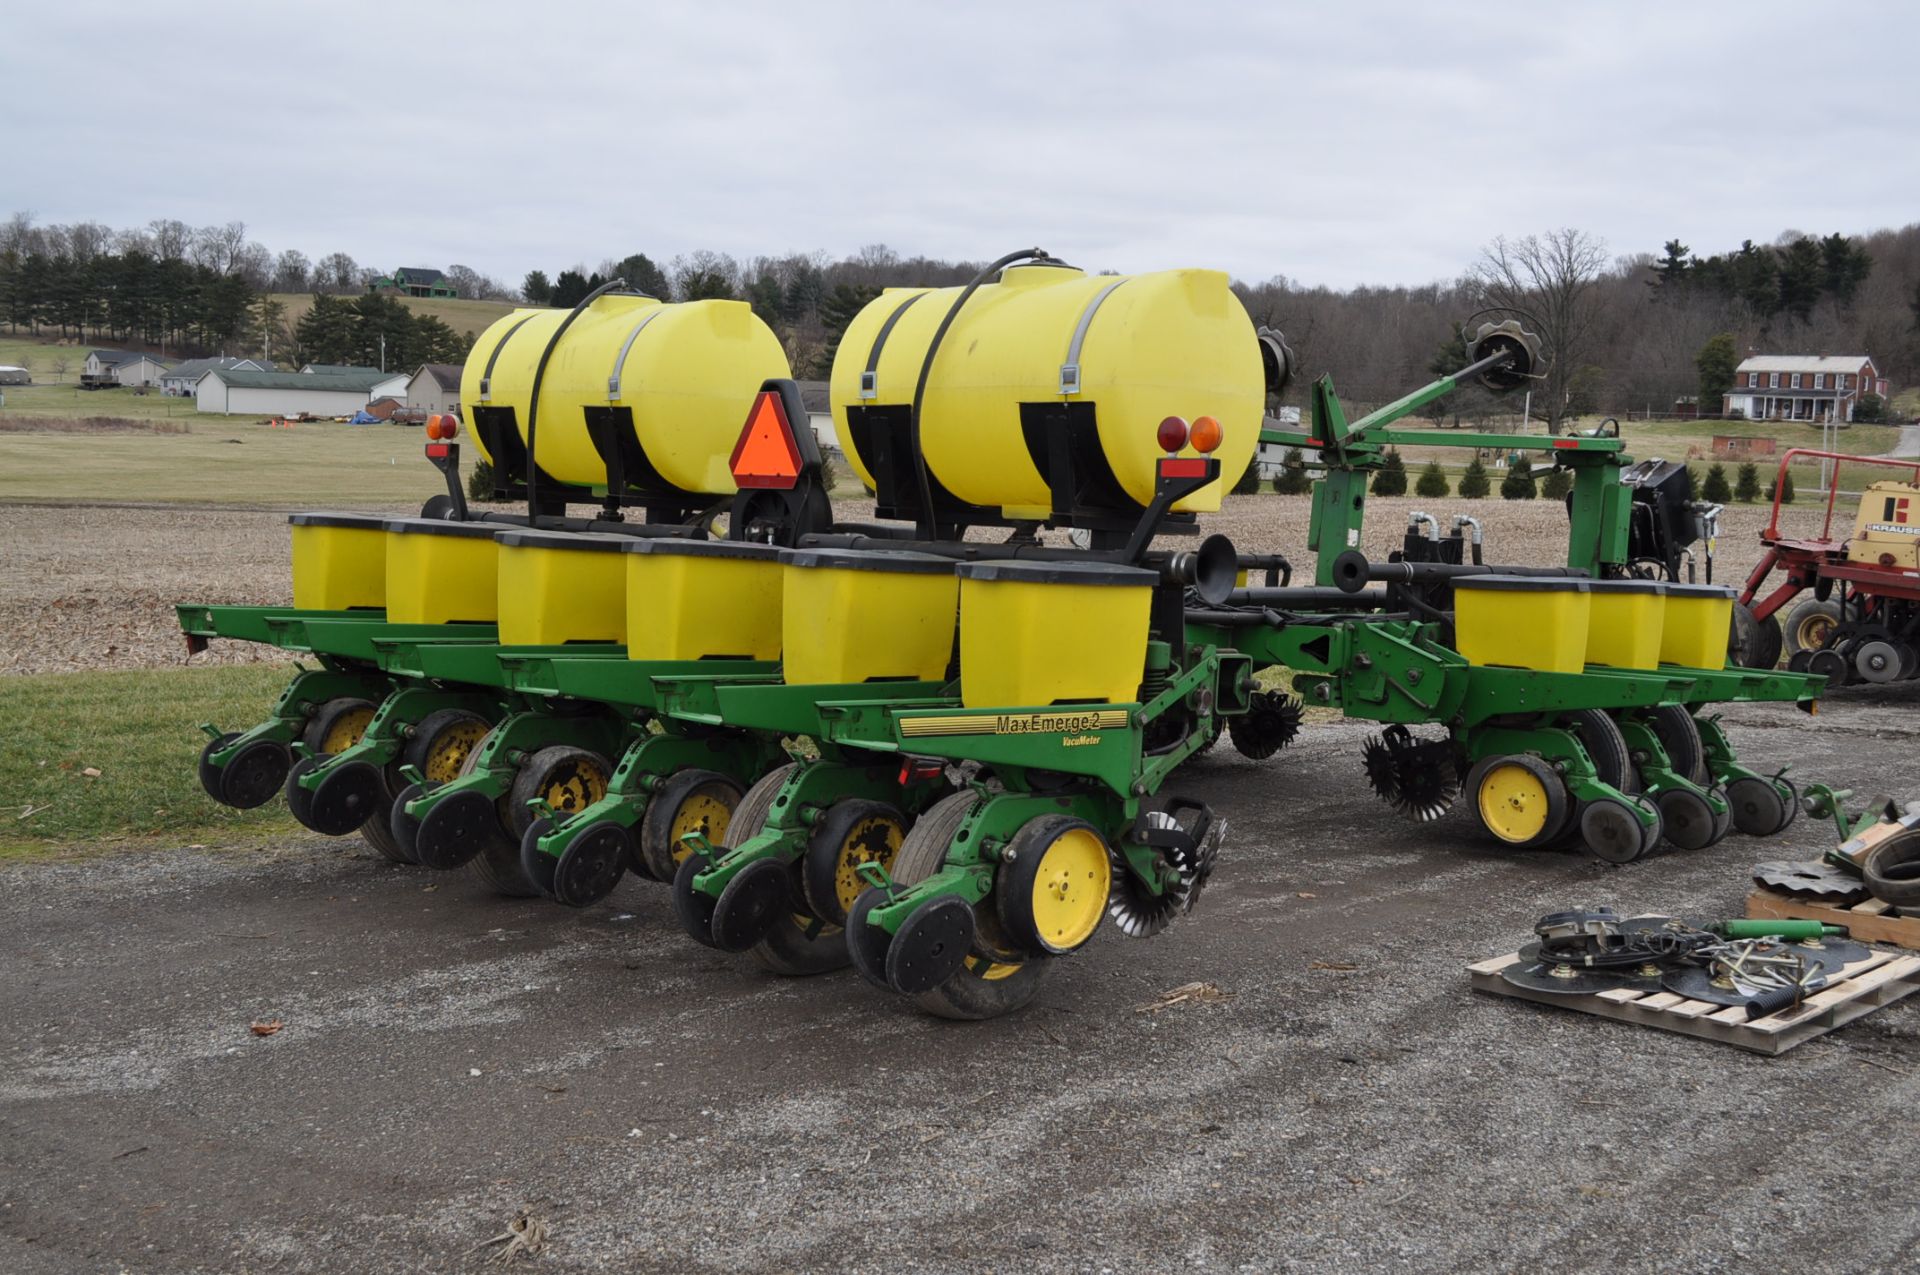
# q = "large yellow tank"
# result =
<box><xmin>828</xmin><ymin>264</ymin><xmax>1262</xmax><ymax>516</ymax></box>
<box><xmin>461</xmin><ymin>296</ymin><xmax>790</xmax><ymax>494</ymax></box>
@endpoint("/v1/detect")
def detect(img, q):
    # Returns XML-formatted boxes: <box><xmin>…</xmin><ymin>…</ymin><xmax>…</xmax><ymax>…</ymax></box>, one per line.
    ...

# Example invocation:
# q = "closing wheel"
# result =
<box><xmin>1656</xmin><ymin>787</ymin><xmax>1721</xmax><ymax>851</ymax></box>
<box><xmin>508</xmin><ymin>746</ymin><xmax>610</xmax><ymax>843</ymax></box>
<box><xmin>198</xmin><ymin>731</ymin><xmax>242</xmax><ymax>804</ymax></box>
<box><xmin>306</xmin><ymin>760</ymin><xmax>387</xmax><ymax>837</ymax></box>
<box><xmin>552</xmin><ymin>820</ymin><xmax>633</xmax><ymax>908</ymax></box>
<box><xmin>389</xmin><ymin>781</ymin><xmax>426</xmax><ymax>860</ymax></box>
<box><xmin>845</xmin><ymin>887</ymin><xmax>896</xmax><ymax>990</ymax></box>
<box><xmin>1784</xmin><ymin>598</ymin><xmax>1842</xmax><ymax>656</ymax></box>
<box><xmin>1854</xmin><ymin>639</ymin><xmax>1902</xmax><ymax>684</ymax></box>
<box><xmin>1726</xmin><ymin>776</ymin><xmax>1791</xmax><ymax>837</ymax></box>
<box><xmin>995</xmin><ymin>815</ymin><xmax>1113</xmax><ymax>956</ymax></box>
<box><xmin>637</xmin><ymin>768</ymin><xmax>745</xmax><ymax>883</ymax></box>
<box><xmin>1897</xmin><ymin>642</ymin><xmax>1919</xmax><ymax>681</ymax></box>
<box><xmin>671</xmin><ymin>849</ymin><xmax>721</xmax><ymax>948</ymax></box>
<box><xmin>1466</xmin><ymin>754</ymin><xmax>1569</xmax><ymax>848</ymax></box>
<box><xmin>885</xmin><ymin>895</ymin><xmax>977</xmax><ymax>995</ymax></box>
<box><xmin>882</xmin><ymin>790</ymin><xmax>1048</xmax><ymax>1020</ymax></box>
<box><xmin>710</xmin><ymin>857</ymin><xmax>793</xmax><ymax>953</ymax></box>
<box><xmin>283</xmin><ymin>754</ymin><xmax>323</xmax><ymax>828</ymax></box>
<box><xmin>1581</xmin><ymin>796</ymin><xmax>1649</xmax><ymax>864</ymax></box>
<box><xmin>220</xmin><ymin>737</ymin><xmax>291</xmax><ymax>810</ymax></box>
<box><xmin>801</xmin><ymin>799</ymin><xmax>907</xmax><ymax>927</ymax></box>
<box><xmin>1707</xmin><ymin>791</ymin><xmax>1734</xmax><ymax>845</ymax></box>
<box><xmin>519</xmin><ymin>817</ymin><xmax>558</xmax><ymax>898</ymax></box>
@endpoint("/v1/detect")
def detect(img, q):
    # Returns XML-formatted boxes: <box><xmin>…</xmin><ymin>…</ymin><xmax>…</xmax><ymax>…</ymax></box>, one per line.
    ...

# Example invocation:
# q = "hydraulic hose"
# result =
<box><xmin>524</xmin><ymin>277</ymin><xmax>630</xmax><ymax>519</ymax></box>
<box><xmin>908</xmin><ymin>248</ymin><xmax>1062</xmax><ymax>537</ymax></box>
<box><xmin>1331</xmin><ymin>549</ymin><xmax>1590</xmax><ymax>594</ymax></box>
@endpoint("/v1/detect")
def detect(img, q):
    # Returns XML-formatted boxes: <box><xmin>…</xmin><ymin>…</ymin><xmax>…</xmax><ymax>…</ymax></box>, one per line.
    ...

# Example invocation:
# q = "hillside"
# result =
<box><xmin>270</xmin><ymin>292</ymin><xmax>520</xmax><ymax>339</ymax></box>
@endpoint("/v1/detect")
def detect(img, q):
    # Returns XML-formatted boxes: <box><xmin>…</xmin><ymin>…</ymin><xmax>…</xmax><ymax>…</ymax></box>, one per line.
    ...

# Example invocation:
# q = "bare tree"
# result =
<box><xmin>315</xmin><ymin>252</ymin><xmax>358</xmax><ymax>293</ymax></box>
<box><xmin>49</xmin><ymin>355</ymin><xmax>70</xmax><ymax>383</ymax></box>
<box><xmin>235</xmin><ymin>240</ymin><xmax>274</xmax><ymax>289</ymax></box>
<box><xmin>148</xmin><ymin>218</ymin><xmax>192</xmax><ymax>261</ymax></box>
<box><xmin>1470</xmin><ymin>229</ymin><xmax>1610</xmax><ymax>432</ymax></box>
<box><xmin>273</xmin><ymin>249</ymin><xmax>311</xmax><ymax>293</ymax></box>
<box><xmin>193</xmin><ymin>221</ymin><xmax>249</xmax><ymax>273</ymax></box>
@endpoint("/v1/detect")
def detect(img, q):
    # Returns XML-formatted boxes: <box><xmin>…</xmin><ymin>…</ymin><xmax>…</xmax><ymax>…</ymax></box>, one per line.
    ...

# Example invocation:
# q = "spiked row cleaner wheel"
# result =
<box><xmin>1361</xmin><ymin>726</ymin><xmax>1460</xmax><ymax>822</ymax></box>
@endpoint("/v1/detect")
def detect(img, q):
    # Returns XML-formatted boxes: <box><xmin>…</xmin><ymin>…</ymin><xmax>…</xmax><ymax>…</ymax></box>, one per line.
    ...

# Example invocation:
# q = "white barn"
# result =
<box><xmin>159</xmin><ymin>357</ymin><xmax>273</xmax><ymax>396</ymax></box>
<box><xmin>195</xmin><ymin>367</ymin><xmax>403</xmax><ymax>417</ymax></box>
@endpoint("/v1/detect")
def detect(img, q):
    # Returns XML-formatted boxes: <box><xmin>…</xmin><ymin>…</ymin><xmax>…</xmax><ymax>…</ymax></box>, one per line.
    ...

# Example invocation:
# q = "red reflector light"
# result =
<box><xmin>1156</xmin><ymin>415</ymin><xmax>1189</xmax><ymax>453</ymax></box>
<box><xmin>898</xmin><ymin>757</ymin><xmax>946</xmax><ymax>785</ymax></box>
<box><xmin>1159</xmin><ymin>457</ymin><xmax>1209</xmax><ymax>479</ymax></box>
<box><xmin>425</xmin><ymin>442</ymin><xmax>451</xmax><ymax>459</ymax></box>
<box><xmin>1552</xmin><ymin>439</ymin><xmax>1578</xmax><ymax>449</ymax></box>
<box><xmin>730</xmin><ymin>390</ymin><xmax>804</xmax><ymax>490</ymax></box>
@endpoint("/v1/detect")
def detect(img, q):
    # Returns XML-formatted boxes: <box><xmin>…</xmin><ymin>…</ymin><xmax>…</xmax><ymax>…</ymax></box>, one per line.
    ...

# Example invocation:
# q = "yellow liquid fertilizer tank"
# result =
<box><xmin>461</xmin><ymin>295</ymin><xmax>791</xmax><ymax>497</ymax></box>
<box><xmin>828</xmin><ymin>263</ymin><xmax>1265</xmax><ymax>520</ymax></box>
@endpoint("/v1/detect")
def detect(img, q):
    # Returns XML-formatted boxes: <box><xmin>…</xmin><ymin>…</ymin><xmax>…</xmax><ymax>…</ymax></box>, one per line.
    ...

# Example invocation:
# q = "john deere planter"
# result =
<box><xmin>1185</xmin><ymin>320</ymin><xmax>1825</xmax><ymax>863</ymax></box>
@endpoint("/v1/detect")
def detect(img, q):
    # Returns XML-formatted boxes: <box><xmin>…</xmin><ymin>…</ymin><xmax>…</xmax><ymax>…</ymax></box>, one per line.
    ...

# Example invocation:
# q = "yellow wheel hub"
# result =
<box><xmin>424</xmin><ymin>720</ymin><xmax>489</xmax><ymax>784</ymax></box>
<box><xmin>541</xmin><ymin>760</ymin><xmax>608</xmax><ymax>817</ymax></box>
<box><xmin>1796</xmin><ymin>613</ymin><xmax>1834</xmax><ymax>649</ymax></box>
<box><xmin>668</xmin><ymin>793</ymin><xmax>732</xmax><ymax>866</ymax></box>
<box><xmin>832</xmin><ymin>815</ymin><xmax>904</xmax><ymax>915</ymax></box>
<box><xmin>321</xmin><ymin>706</ymin><xmax>374</xmax><ymax>755</ymax></box>
<box><xmin>1029</xmin><ymin>826</ymin><xmax>1111</xmax><ymax>951</ymax></box>
<box><xmin>1477</xmin><ymin>762</ymin><xmax>1552</xmax><ymax>843</ymax></box>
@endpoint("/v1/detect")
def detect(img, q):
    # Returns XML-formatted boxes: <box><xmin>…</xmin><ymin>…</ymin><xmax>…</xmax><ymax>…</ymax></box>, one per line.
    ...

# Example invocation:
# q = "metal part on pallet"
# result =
<box><xmin>1752</xmin><ymin>860</ymin><xmax>1873</xmax><ymax>905</ymax></box>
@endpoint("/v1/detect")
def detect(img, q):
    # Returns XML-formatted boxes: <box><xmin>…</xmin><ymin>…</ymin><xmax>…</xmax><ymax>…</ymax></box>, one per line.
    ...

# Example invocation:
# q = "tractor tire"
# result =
<box><xmin>1784</xmin><ymin>598</ymin><xmax>1843</xmax><ymax>656</ymax></box>
<box><xmin>1734</xmin><ymin>605</ymin><xmax>1784</xmax><ymax>670</ymax></box>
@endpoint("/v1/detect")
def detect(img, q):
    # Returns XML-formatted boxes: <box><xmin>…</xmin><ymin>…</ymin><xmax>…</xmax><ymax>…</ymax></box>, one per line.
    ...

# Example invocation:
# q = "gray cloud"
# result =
<box><xmin>4</xmin><ymin>1</ymin><xmax>1913</xmax><ymax>287</ymax></box>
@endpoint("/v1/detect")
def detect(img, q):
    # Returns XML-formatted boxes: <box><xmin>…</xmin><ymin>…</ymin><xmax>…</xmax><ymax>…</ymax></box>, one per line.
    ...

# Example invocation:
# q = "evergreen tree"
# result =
<box><xmin>1500</xmin><ymin>453</ymin><xmax>1537</xmax><ymax>500</ymax></box>
<box><xmin>1734</xmin><ymin>462</ymin><xmax>1761</xmax><ymax>503</ymax></box>
<box><xmin>550</xmin><ymin>269</ymin><xmax>589</xmax><ymax>308</ymax></box>
<box><xmin>612</xmin><ymin>253</ymin><xmax>672</xmax><ymax>299</ymax></box>
<box><xmin>1701</xmin><ymin>463</ymin><xmax>1732</xmax><ymax>504</ymax></box>
<box><xmin>1370</xmin><ymin>449</ymin><xmax>1408</xmax><ymax>495</ymax></box>
<box><xmin>1540</xmin><ymin>467</ymin><xmax>1573</xmax><ymax>500</ymax></box>
<box><xmin>1695</xmin><ymin>332</ymin><xmax>1738</xmax><ymax>416</ymax></box>
<box><xmin>1273</xmin><ymin>447</ymin><xmax>1312</xmax><ymax>494</ymax></box>
<box><xmin>1232</xmin><ymin>460</ymin><xmax>1261</xmax><ymax>494</ymax></box>
<box><xmin>1458</xmin><ymin>457</ymin><xmax>1491</xmax><ymax>499</ymax></box>
<box><xmin>1766</xmin><ymin>468</ymin><xmax>1796</xmax><ymax>504</ymax></box>
<box><xmin>819</xmin><ymin>283</ymin><xmax>881</xmax><ymax>371</ymax></box>
<box><xmin>1414</xmin><ymin>460</ymin><xmax>1449</xmax><ymax>498</ymax></box>
<box><xmin>1854</xmin><ymin>393</ymin><xmax>1887</xmax><ymax>423</ymax></box>
<box><xmin>1819</xmin><ymin>233</ymin><xmax>1871</xmax><ymax>308</ymax></box>
<box><xmin>521</xmin><ymin>270</ymin><xmax>552</xmax><ymax>305</ymax></box>
<box><xmin>1776</xmin><ymin>237</ymin><xmax>1824</xmax><ymax>323</ymax></box>
<box><xmin>1649</xmin><ymin>239</ymin><xmax>1691</xmax><ymax>295</ymax></box>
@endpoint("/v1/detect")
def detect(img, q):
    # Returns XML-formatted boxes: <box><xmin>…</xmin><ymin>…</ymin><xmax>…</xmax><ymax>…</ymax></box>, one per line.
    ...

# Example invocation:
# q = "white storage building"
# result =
<box><xmin>195</xmin><ymin>368</ymin><xmax>405</xmax><ymax>417</ymax></box>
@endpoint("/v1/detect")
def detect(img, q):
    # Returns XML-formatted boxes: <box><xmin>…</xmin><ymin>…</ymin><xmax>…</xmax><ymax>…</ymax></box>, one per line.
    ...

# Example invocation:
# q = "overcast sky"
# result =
<box><xmin>5</xmin><ymin>2</ymin><xmax>1915</xmax><ymax>290</ymax></box>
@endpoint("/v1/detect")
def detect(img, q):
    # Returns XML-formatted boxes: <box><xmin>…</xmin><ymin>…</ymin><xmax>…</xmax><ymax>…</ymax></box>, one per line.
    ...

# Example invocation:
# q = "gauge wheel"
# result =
<box><xmin>800</xmin><ymin>798</ymin><xmax>908</xmax><ymax>927</ymax></box>
<box><xmin>638</xmin><ymin>768</ymin><xmax>746</xmax><ymax>883</ymax></box>
<box><xmin>994</xmin><ymin>815</ymin><xmax>1113</xmax><ymax>956</ymax></box>
<box><xmin>1466</xmin><ymin>754</ymin><xmax>1569</xmax><ymax>849</ymax></box>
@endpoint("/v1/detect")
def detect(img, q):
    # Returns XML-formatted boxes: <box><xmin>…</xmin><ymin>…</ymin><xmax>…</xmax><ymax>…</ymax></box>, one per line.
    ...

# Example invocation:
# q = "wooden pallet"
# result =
<box><xmin>1747</xmin><ymin>888</ymin><xmax>1920</xmax><ymax>950</ymax></box>
<box><xmin>1468</xmin><ymin>947</ymin><xmax>1920</xmax><ymax>1056</ymax></box>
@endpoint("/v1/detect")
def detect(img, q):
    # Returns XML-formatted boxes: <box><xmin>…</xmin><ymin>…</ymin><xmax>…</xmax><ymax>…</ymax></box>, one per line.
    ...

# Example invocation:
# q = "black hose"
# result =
<box><xmin>524</xmin><ymin>277</ymin><xmax>630</xmax><ymax>518</ymax></box>
<box><xmin>908</xmin><ymin>248</ymin><xmax>1060</xmax><ymax>537</ymax></box>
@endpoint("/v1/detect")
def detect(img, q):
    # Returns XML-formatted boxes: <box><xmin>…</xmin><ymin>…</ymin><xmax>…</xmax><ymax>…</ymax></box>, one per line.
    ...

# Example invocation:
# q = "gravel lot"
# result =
<box><xmin>0</xmin><ymin>495</ymin><xmax>1844</xmax><ymax>676</ymax></box>
<box><xmin>2</xmin><ymin>692</ymin><xmax>1916</xmax><ymax>1274</ymax></box>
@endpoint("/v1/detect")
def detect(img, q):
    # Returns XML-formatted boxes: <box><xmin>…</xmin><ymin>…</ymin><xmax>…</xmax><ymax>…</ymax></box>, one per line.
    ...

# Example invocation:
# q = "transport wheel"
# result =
<box><xmin>994</xmin><ymin>815</ymin><xmax>1113</xmax><ymax>956</ymax></box>
<box><xmin>358</xmin><ymin>803</ymin><xmax>411</xmax><ymax>864</ymax></box>
<box><xmin>886</xmin><ymin>790</ymin><xmax>1048</xmax><ymax>1020</ymax></box>
<box><xmin>402</xmin><ymin>709</ymin><xmax>492</xmax><ymax>787</ymax></box>
<box><xmin>1726</xmin><ymin>776</ymin><xmax>1792</xmax><ymax>837</ymax></box>
<box><xmin>1645</xmin><ymin>705</ymin><xmax>1709</xmax><ymax>785</ymax></box>
<box><xmin>1853</xmin><ymin>639</ymin><xmax>1902</xmax><ymax>684</ymax></box>
<box><xmin>1728</xmin><ymin>604</ymin><xmax>1762</xmax><ymax>669</ymax></box>
<box><xmin>1863</xmin><ymin>829</ymin><xmax>1920</xmax><ymax>906</ymax></box>
<box><xmin>638</xmin><ymin>768</ymin><xmax>746</xmax><ymax>883</ymax></box>
<box><xmin>552</xmin><ymin>821</ymin><xmax>635</xmax><ymax>908</ymax></box>
<box><xmin>800</xmin><ymin>799</ymin><xmax>908</xmax><ymax>927</ymax></box>
<box><xmin>1466</xmin><ymin>754</ymin><xmax>1568</xmax><ymax>849</ymax></box>
<box><xmin>519</xmin><ymin>817</ymin><xmax>559</xmax><ymax>898</ymax></box>
<box><xmin>302</xmin><ymin>697</ymin><xmax>376</xmax><ymax>759</ymax></box>
<box><xmin>1748</xmin><ymin>612</ymin><xmax>1785</xmax><ymax>670</ymax></box>
<box><xmin>1784</xmin><ymin>598</ymin><xmax>1843</xmax><ymax>656</ymax></box>
<box><xmin>1655</xmin><ymin>787</ymin><xmax>1719</xmax><ymax>851</ymax></box>
<box><xmin>198</xmin><ymin>731</ymin><xmax>241</xmax><ymax>803</ymax></box>
<box><xmin>1581</xmin><ymin>796</ymin><xmax>1649</xmax><ymax>864</ymax></box>
<box><xmin>219</xmin><ymin>737</ymin><xmax>291</xmax><ymax>810</ymax></box>
<box><xmin>507</xmin><ymin>746</ymin><xmax>611</xmax><ymax>842</ymax></box>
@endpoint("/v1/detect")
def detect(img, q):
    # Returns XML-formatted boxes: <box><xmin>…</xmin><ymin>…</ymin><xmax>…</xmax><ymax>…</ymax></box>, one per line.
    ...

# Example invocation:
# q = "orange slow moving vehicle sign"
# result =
<box><xmin>729</xmin><ymin>390</ymin><xmax>803</xmax><ymax>490</ymax></box>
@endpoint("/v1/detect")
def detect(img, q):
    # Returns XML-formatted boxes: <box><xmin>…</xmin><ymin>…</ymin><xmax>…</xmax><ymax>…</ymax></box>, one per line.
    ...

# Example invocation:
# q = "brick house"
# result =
<box><xmin>1723</xmin><ymin>355</ymin><xmax>1889</xmax><ymax>423</ymax></box>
